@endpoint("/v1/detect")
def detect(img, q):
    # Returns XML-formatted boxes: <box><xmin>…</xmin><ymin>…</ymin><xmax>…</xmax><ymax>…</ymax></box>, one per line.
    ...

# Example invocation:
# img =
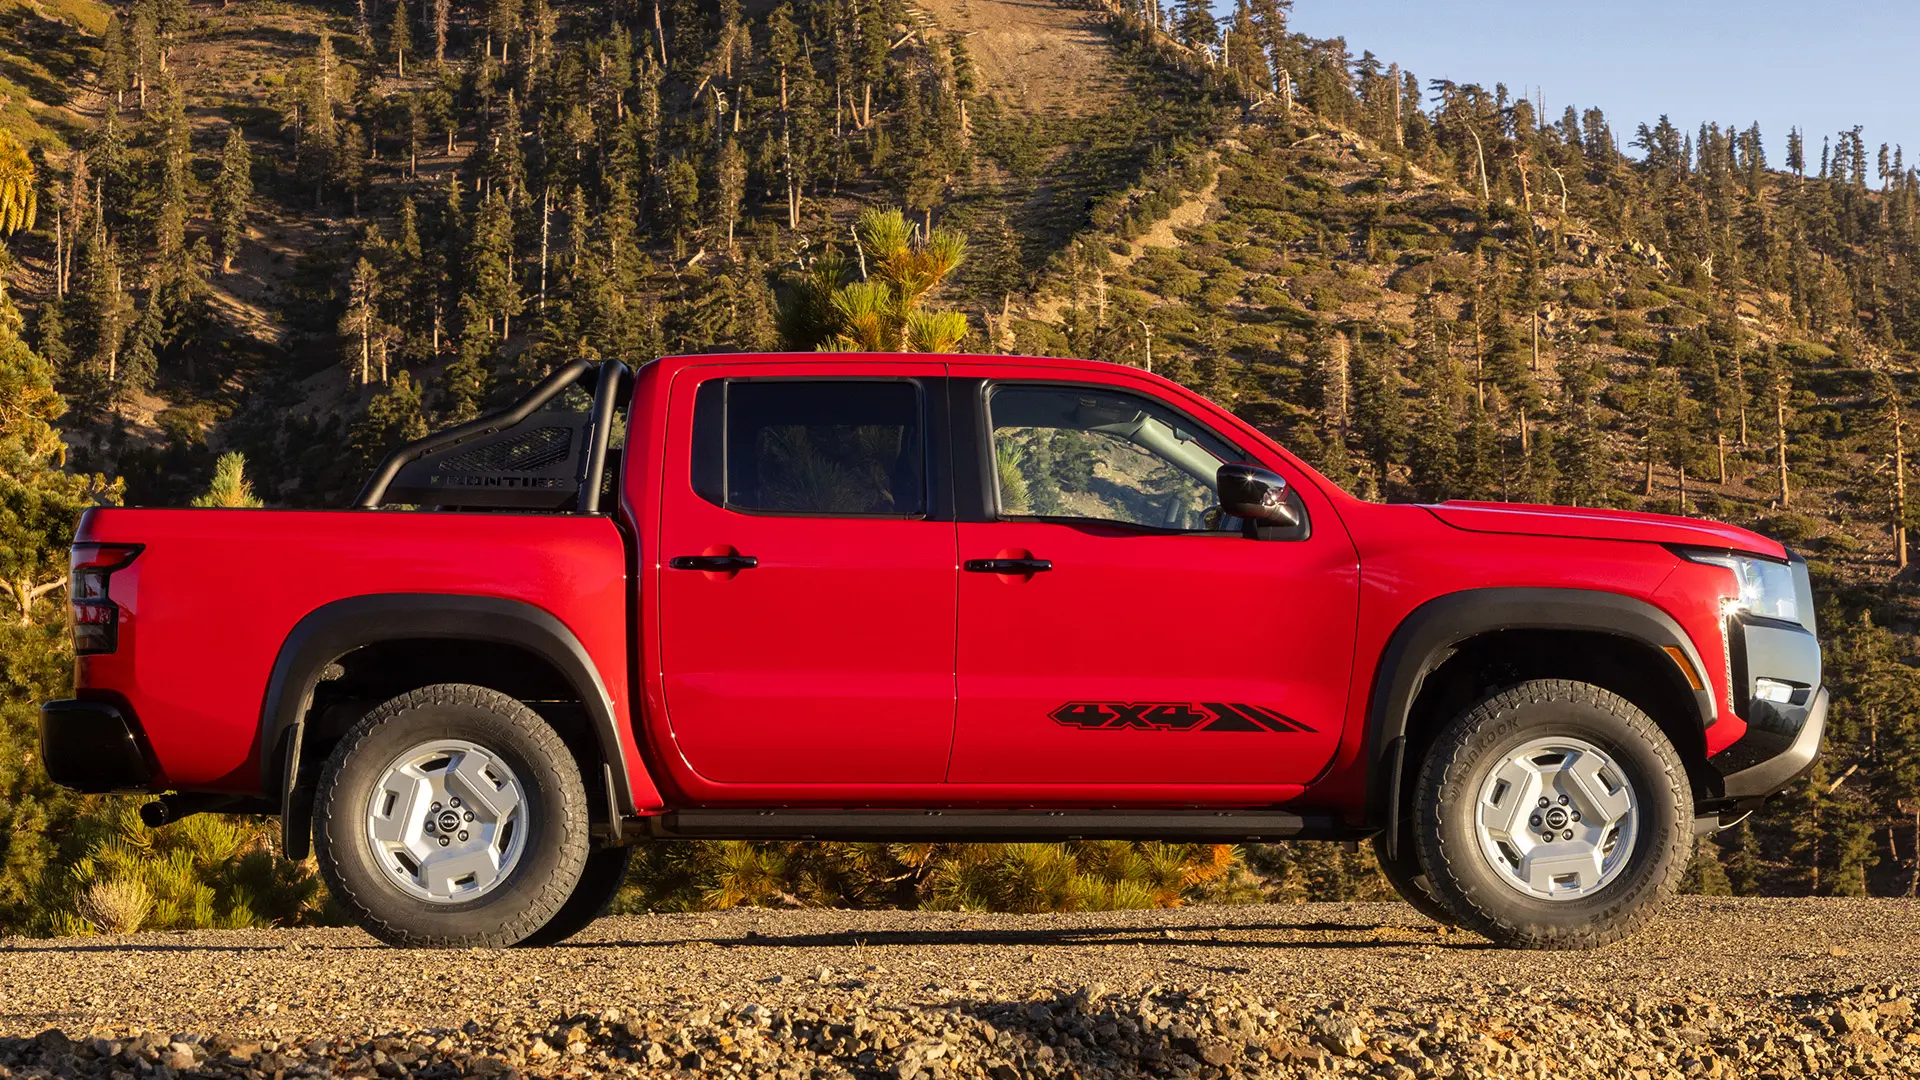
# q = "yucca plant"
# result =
<box><xmin>778</xmin><ymin>209</ymin><xmax>970</xmax><ymax>353</ymax></box>
<box><xmin>0</xmin><ymin>131</ymin><xmax>35</xmax><ymax>238</ymax></box>
<box><xmin>995</xmin><ymin>444</ymin><xmax>1032</xmax><ymax>514</ymax></box>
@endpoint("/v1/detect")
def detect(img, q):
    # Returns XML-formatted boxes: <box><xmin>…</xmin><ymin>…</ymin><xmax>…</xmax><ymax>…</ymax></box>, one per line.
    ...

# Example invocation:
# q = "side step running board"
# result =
<box><xmin>645</xmin><ymin>809</ymin><xmax>1372</xmax><ymax>843</ymax></box>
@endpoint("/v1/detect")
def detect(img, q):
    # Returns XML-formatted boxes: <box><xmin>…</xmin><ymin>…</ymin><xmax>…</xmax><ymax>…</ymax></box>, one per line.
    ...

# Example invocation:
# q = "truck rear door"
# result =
<box><xmin>944</xmin><ymin>365</ymin><xmax>1358</xmax><ymax>786</ymax></box>
<box><xmin>655</xmin><ymin>360</ymin><xmax>957</xmax><ymax>784</ymax></box>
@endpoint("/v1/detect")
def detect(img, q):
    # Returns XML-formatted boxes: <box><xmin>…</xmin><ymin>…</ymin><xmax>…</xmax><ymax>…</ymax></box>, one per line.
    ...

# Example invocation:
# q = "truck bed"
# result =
<box><xmin>73</xmin><ymin>508</ymin><xmax>632</xmax><ymax>792</ymax></box>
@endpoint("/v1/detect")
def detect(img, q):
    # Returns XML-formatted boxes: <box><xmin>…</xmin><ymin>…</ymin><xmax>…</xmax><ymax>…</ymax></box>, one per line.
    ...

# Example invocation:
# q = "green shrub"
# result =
<box><xmin>620</xmin><ymin>842</ymin><xmax>1241</xmax><ymax>913</ymax></box>
<box><xmin>55</xmin><ymin>804</ymin><xmax>324</xmax><ymax>935</ymax></box>
<box><xmin>1567</xmin><ymin>278</ymin><xmax>1606</xmax><ymax>308</ymax></box>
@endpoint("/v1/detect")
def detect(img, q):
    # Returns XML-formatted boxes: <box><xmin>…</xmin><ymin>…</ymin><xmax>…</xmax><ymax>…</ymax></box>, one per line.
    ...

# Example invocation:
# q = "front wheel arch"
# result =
<box><xmin>1367</xmin><ymin>588</ymin><xmax>1718</xmax><ymax>860</ymax></box>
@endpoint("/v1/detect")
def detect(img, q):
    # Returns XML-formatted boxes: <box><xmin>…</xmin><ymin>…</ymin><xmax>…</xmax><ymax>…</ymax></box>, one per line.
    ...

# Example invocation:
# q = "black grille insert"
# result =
<box><xmin>437</xmin><ymin>426</ymin><xmax>573</xmax><ymax>474</ymax></box>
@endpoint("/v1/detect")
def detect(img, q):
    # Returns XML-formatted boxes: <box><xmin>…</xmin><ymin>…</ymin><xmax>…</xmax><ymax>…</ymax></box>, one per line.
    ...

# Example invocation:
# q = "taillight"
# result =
<box><xmin>70</xmin><ymin>544</ymin><xmax>141</xmax><ymax>655</ymax></box>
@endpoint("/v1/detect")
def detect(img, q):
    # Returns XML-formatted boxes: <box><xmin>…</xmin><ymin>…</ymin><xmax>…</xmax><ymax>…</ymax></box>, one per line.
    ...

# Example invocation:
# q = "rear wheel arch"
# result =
<box><xmin>1367</xmin><ymin>588</ymin><xmax>1718</xmax><ymax>859</ymax></box>
<box><xmin>260</xmin><ymin>593</ymin><xmax>652</xmax><ymax>858</ymax></box>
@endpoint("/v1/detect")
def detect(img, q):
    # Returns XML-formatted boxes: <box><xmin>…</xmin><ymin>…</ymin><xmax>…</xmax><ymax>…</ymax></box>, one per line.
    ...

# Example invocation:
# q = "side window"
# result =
<box><xmin>987</xmin><ymin>383</ymin><xmax>1239</xmax><ymax>531</ymax></box>
<box><xmin>691</xmin><ymin>379</ymin><xmax>926</xmax><ymax>516</ymax></box>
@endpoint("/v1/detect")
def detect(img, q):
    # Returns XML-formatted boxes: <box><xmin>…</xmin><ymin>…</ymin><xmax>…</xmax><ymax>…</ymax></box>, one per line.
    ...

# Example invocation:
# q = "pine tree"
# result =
<box><xmin>117</xmin><ymin>295</ymin><xmax>163</xmax><ymax>402</ymax></box>
<box><xmin>299</xmin><ymin>33</ymin><xmax>340</xmax><ymax>207</ymax></box>
<box><xmin>0</xmin><ymin>294</ymin><xmax>121</xmax><ymax>624</ymax></box>
<box><xmin>79</xmin><ymin>236</ymin><xmax>132</xmax><ymax>387</ymax></box>
<box><xmin>1172</xmin><ymin>0</ymin><xmax>1218</xmax><ymax>52</ymax></box>
<box><xmin>102</xmin><ymin>14</ymin><xmax>131</xmax><ymax>107</ymax></box>
<box><xmin>467</xmin><ymin>191</ymin><xmax>523</xmax><ymax>339</ymax></box>
<box><xmin>33</xmin><ymin>301</ymin><xmax>69</xmax><ymax>375</ymax></box>
<box><xmin>1825</xmin><ymin>793</ymin><xmax>1878</xmax><ymax>897</ymax></box>
<box><xmin>128</xmin><ymin>2</ymin><xmax>157</xmax><ymax>109</ymax></box>
<box><xmin>388</xmin><ymin>198</ymin><xmax>427</xmax><ymax>362</ymax></box>
<box><xmin>1724</xmin><ymin>819</ymin><xmax>1764</xmax><ymax>894</ymax></box>
<box><xmin>1349</xmin><ymin>333</ymin><xmax>1407</xmax><ymax>493</ymax></box>
<box><xmin>341</xmin><ymin>257</ymin><xmax>385</xmax><ymax>386</ymax></box>
<box><xmin>210</xmin><ymin>127</ymin><xmax>252</xmax><ymax>275</ymax></box>
<box><xmin>442</xmin><ymin>293</ymin><xmax>497</xmax><ymax>422</ymax></box>
<box><xmin>1679</xmin><ymin>836</ymin><xmax>1732</xmax><ymax>895</ymax></box>
<box><xmin>1407</xmin><ymin>293</ymin><xmax>1463</xmax><ymax>500</ymax></box>
<box><xmin>1765</xmin><ymin>344</ymin><xmax>1792</xmax><ymax>506</ymax></box>
<box><xmin>712</xmin><ymin>138</ymin><xmax>746</xmax><ymax>249</ymax></box>
<box><xmin>352</xmin><ymin>371</ymin><xmax>429</xmax><ymax>468</ymax></box>
<box><xmin>389</xmin><ymin>0</ymin><xmax>412</xmax><ymax>76</ymax></box>
<box><xmin>1782</xmin><ymin>761</ymin><xmax>1828</xmax><ymax>894</ymax></box>
<box><xmin>1866</xmin><ymin>369</ymin><xmax>1911</xmax><ymax>570</ymax></box>
<box><xmin>432</xmin><ymin>0</ymin><xmax>449</xmax><ymax>67</ymax></box>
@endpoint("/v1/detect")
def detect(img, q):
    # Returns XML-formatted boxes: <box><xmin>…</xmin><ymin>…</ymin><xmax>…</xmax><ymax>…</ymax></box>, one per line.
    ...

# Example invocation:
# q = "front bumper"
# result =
<box><xmin>1705</xmin><ymin>553</ymin><xmax>1826</xmax><ymax>806</ymax></box>
<box><xmin>1716</xmin><ymin>685</ymin><xmax>1827</xmax><ymax>801</ymax></box>
<box><xmin>39</xmin><ymin>698</ymin><xmax>153</xmax><ymax>793</ymax></box>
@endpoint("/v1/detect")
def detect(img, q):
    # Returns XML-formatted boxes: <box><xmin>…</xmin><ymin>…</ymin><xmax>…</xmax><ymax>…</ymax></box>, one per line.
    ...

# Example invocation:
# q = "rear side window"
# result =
<box><xmin>691</xmin><ymin>379</ymin><xmax>926</xmax><ymax>516</ymax></box>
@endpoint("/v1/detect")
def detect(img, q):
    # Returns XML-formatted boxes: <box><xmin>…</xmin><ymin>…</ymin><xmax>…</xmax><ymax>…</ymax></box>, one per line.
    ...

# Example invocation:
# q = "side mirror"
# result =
<box><xmin>1216</xmin><ymin>464</ymin><xmax>1299</xmax><ymax>527</ymax></box>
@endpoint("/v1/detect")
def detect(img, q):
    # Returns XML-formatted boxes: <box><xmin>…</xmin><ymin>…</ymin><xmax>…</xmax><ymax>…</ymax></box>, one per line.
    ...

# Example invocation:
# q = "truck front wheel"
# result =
<box><xmin>313</xmin><ymin>684</ymin><xmax>590</xmax><ymax>947</ymax></box>
<box><xmin>1412</xmin><ymin>679</ymin><xmax>1691</xmax><ymax>949</ymax></box>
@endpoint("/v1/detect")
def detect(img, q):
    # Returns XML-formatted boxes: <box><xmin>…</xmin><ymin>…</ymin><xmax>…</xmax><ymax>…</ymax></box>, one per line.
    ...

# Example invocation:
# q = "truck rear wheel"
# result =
<box><xmin>313</xmin><ymin>684</ymin><xmax>590</xmax><ymax>947</ymax></box>
<box><xmin>1369</xmin><ymin>832</ymin><xmax>1456</xmax><ymax>925</ymax></box>
<box><xmin>1412</xmin><ymin>679</ymin><xmax>1690</xmax><ymax>949</ymax></box>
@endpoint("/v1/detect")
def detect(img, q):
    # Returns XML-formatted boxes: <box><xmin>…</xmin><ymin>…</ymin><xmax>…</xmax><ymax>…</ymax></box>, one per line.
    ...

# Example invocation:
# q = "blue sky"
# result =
<box><xmin>1281</xmin><ymin>0</ymin><xmax>1916</xmax><ymax>168</ymax></box>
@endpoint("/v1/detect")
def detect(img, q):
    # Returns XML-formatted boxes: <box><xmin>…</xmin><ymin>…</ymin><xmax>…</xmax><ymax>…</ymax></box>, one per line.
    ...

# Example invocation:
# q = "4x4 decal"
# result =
<box><xmin>1049</xmin><ymin>701</ymin><xmax>1314</xmax><ymax>733</ymax></box>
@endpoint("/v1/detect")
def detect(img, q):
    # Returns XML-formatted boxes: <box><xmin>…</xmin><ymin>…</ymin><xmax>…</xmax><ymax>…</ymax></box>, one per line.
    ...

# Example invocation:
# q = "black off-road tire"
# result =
<box><xmin>516</xmin><ymin>845</ymin><xmax>633</xmax><ymax>947</ymax></box>
<box><xmin>313</xmin><ymin>684</ymin><xmax>590</xmax><ymax>948</ymax></box>
<box><xmin>1370</xmin><ymin>832</ymin><xmax>1457</xmax><ymax>926</ymax></box>
<box><xmin>1412</xmin><ymin>679</ymin><xmax>1692</xmax><ymax>950</ymax></box>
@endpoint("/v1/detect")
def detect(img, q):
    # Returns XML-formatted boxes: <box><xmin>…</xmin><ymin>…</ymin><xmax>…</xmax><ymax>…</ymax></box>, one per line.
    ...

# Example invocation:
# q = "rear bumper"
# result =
<box><xmin>39</xmin><ymin>699</ymin><xmax>153</xmax><ymax>793</ymax></box>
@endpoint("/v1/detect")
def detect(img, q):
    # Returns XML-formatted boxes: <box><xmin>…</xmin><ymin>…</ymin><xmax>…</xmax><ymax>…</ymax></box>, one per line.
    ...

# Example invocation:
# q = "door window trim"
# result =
<box><xmin>972</xmin><ymin>378</ymin><xmax>1307</xmax><ymax>536</ymax></box>
<box><xmin>689</xmin><ymin>374</ymin><xmax>947</xmax><ymax>521</ymax></box>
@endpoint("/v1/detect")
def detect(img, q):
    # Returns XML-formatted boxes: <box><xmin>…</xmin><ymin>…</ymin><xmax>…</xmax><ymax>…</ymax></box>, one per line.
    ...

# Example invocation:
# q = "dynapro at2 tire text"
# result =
<box><xmin>1413</xmin><ymin>679</ymin><xmax>1692</xmax><ymax>950</ymax></box>
<box><xmin>313</xmin><ymin>683</ymin><xmax>590</xmax><ymax>948</ymax></box>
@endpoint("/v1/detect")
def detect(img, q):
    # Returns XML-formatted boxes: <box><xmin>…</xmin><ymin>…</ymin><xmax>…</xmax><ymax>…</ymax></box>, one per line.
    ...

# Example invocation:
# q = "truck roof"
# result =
<box><xmin>655</xmin><ymin>352</ymin><xmax>1136</xmax><ymax>376</ymax></box>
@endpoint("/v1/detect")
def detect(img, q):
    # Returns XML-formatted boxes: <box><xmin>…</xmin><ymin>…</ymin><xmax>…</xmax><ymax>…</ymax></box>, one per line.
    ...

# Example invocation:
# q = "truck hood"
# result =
<box><xmin>1424</xmin><ymin>501</ymin><xmax>1787</xmax><ymax>559</ymax></box>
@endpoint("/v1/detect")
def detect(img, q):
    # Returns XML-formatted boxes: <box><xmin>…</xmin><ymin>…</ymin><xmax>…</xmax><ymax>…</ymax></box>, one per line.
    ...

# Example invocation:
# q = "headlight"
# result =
<box><xmin>1682</xmin><ymin>551</ymin><xmax>1798</xmax><ymax>623</ymax></box>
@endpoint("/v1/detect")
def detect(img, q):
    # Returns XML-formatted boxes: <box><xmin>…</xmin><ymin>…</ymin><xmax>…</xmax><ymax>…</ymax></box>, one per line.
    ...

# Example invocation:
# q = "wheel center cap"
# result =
<box><xmin>1544</xmin><ymin>806</ymin><xmax>1569</xmax><ymax>829</ymax></box>
<box><xmin>438</xmin><ymin>810</ymin><xmax>462</xmax><ymax>832</ymax></box>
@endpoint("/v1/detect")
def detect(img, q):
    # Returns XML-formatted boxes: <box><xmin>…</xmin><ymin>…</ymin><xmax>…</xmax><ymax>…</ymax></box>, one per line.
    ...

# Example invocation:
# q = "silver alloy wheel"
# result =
<box><xmin>365</xmin><ymin>739</ymin><xmax>529</xmax><ymax>903</ymax></box>
<box><xmin>1473</xmin><ymin>735</ymin><xmax>1638</xmax><ymax>901</ymax></box>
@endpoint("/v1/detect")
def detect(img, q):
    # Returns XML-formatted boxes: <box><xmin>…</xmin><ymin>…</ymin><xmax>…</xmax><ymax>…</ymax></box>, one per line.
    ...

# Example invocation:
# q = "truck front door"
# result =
<box><xmin>656</xmin><ymin>362</ymin><xmax>957</xmax><ymax>784</ymax></box>
<box><xmin>946</xmin><ymin>369</ymin><xmax>1359</xmax><ymax>786</ymax></box>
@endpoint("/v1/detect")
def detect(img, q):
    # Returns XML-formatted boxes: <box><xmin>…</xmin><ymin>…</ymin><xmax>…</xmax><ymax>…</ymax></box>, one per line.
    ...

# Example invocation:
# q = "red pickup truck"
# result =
<box><xmin>41</xmin><ymin>352</ymin><xmax>1825</xmax><ymax>949</ymax></box>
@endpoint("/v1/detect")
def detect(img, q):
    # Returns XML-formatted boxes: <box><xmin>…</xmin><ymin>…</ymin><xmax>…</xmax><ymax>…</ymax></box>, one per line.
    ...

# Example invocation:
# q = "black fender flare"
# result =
<box><xmin>1368</xmin><ymin>587</ymin><xmax>1716</xmax><ymax>859</ymax></box>
<box><xmin>259</xmin><ymin>593</ymin><xmax>639</xmax><ymax>857</ymax></box>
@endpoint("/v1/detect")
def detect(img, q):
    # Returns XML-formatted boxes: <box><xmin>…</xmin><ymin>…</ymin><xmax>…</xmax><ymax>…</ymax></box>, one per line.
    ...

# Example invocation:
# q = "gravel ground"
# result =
<box><xmin>4</xmin><ymin>897</ymin><xmax>1919</xmax><ymax>1078</ymax></box>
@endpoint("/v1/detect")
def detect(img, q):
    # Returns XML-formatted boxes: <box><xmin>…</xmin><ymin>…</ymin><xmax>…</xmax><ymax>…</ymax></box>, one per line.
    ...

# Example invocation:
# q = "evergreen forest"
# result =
<box><xmin>2</xmin><ymin>0</ymin><xmax>1920</xmax><ymax>933</ymax></box>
